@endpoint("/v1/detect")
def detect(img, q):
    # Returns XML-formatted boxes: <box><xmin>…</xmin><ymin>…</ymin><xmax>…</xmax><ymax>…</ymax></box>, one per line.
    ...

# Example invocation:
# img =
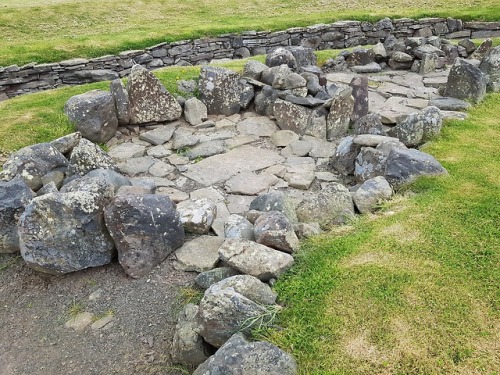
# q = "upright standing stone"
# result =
<box><xmin>349</xmin><ymin>76</ymin><xmax>369</xmax><ymax>123</ymax></box>
<box><xmin>326</xmin><ymin>85</ymin><xmax>354</xmax><ymax>140</ymax></box>
<box><xmin>110</xmin><ymin>79</ymin><xmax>130</xmax><ymax>125</ymax></box>
<box><xmin>479</xmin><ymin>46</ymin><xmax>500</xmax><ymax>92</ymax></box>
<box><xmin>444</xmin><ymin>59</ymin><xmax>488</xmax><ymax>103</ymax></box>
<box><xmin>199</xmin><ymin>66</ymin><xmax>243</xmax><ymax>116</ymax></box>
<box><xmin>127</xmin><ymin>65</ymin><xmax>182</xmax><ymax>124</ymax></box>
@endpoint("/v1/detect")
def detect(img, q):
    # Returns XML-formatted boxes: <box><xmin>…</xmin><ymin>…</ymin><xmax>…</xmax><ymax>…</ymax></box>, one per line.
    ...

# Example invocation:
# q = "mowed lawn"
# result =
<box><xmin>1</xmin><ymin>0</ymin><xmax>500</xmax><ymax>66</ymax></box>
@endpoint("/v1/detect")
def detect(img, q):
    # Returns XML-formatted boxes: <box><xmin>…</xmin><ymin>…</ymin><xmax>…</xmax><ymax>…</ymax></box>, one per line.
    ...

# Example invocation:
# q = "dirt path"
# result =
<box><xmin>0</xmin><ymin>253</ymin><xmax>194</xmax><ymax>375</ymax></box>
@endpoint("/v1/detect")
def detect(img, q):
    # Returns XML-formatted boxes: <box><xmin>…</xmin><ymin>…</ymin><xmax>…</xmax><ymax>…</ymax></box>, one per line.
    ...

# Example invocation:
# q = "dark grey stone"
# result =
<box><xmin>254</xmin><ymin>211</ymin><xmax>300</xmax><ymax>253</ymax></box>
<box><xmin>110</xmin><ymin>79</ymin><xmax>130</xmax><ymax>125</ymax></box>
<box><xmin>199</xmin><ymin>66</ymin><xmax>243</xmax><ymax>116</ymax></box>
<box><xmin>249</xmin><ymin>192</ymin><xmax>298</xmax><ymax>223</ymax></box>
<box><xmin>67</xmin><ymin>138</ymin><xmax>117</xmax><ymax>177</ymax></box>
<box><xmin>352</xmin><ymin>113</ymin><xmax>386</xmax><ymax>135</ymax></box>
<box><xmin>330</xmin><ymin>136</ymin><xmax>361</xmax><ymax>175</ymax></box>
<box><xmin>444</xmin><ymin>58</ymin><xmax>488</xmax><ymax>103</ymax></box>
<box><xmin>195</xmin><ymin>267</ymin><xmax>241</xmax><ymax>289</ymax></box>
<box><xmin>50</xmin><ymin>132</ymin><xmax>81</xmax><ymax>155</ymax></box>
<box><xmin>350</xmin><ymin>75</ymin><xmax>369</xmax><ymax>123</ymax></box>
<box><xmin>430</xmin><ymin>97</ymin><xmax>472</xmax><ymax>111</ymax></box>
<box><xmin>104</xmin><ymin>194</ymin><xmax>184</xmax><ymax>278</ymax></box>
<box><xmin>265</xmin><ymin>48</ymin><xmax>297</xmax><ymax>70</ymax></box>
<box><xmin>64</xmin><ymin>90</ymin><xmax>119</xmax><ymax>144</ymax></box>
<box><xmin>479</xmin><ymin>45</ymin><xmax>500</xmax><ymax>92</ymax></box>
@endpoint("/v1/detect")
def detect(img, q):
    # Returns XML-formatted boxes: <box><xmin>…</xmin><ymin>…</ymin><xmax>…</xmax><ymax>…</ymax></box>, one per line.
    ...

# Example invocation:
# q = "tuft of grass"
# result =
<box><xmin>67</xmin><ymin>300</ymin><xmax>84</xmax><ymax>317</ymax></box>
<box><xmin>1</xmin><ymin>0</ymin><xmax>499</xmax><ymax>67</ymax></box>
<box><xmin>178</xmin><ymin>286</ymin><xmax>204</xmax><ymax>306</ymax></box>
<box><xmin>265</xmin><ymin>93</ymin><xmax>500</xmax><ymax>374</ymax></box>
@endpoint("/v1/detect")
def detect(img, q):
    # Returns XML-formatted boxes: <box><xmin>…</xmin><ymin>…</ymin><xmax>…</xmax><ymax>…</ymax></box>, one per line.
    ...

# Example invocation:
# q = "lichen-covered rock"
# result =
<box><xmin>50</xmin><ymin>132</ymin><xmax>82</xmax><ymax>155</ymax></box>
<box><xmin>249</xmin><ymin>192</ymin><xmax>297</xmax><ymax>223</ymax></box>
<box><xmin>288</xmin><ymin>46</ymin><xmax>317</xmax><ymax>68</ymax></box>
<box><xmin>83</xmin><ymin>169</ymin><xmax>131</xmax><ymax>193</ymax></box>
<box><xmin>127</xmin><ymin>65</ymin><xmax>182</xmax><ymax>124</ymax></box>
<box><xmin>326</xmin><ymin>85</ymin><xmax>354</xmax><ymax>140</ymax></box>
<box><xmin>67</xmin><ymin>138</ymin><xmax>117</xmax><ymax>177</ymax></box>
<box><xmin>18</xmin><ymin>192</ymin><xmax>115</xmax><ymax>274</ymax></box>
<box><xmin>208</xmin><ymin>275</ymin><xmax>277</xmax><ymax>305</ymax></box>
<box><xmin>444</xmin><ymin>58</ymin><xmax>489</xmax><ymax>103</ymax></box>
<box><xmin>385</xmin><ymin>148</ymin><xmax>447</xmax><ymax>188</ymax></box>
<box><xmin>64</xmin><ymin>90</ymin><xmax>119</xmax><ymax>144</ymax></box>
<box><xmin>242</xmin><ymin>60</ymin><xmax>268</xmax><ymax>80</ymax></box>
<box><xmin>479</xmin><ymin>45</ymin><xmax>500</xmax><ymax>92</ymax></box>
<box><xmin>296</xmin><ymin>182</ymin><xmax>355</xmax><ymax>227</ymax></box>
<box><xmin>354</xmin><ymin>147</ymin><xmax>388</xmax><ymax>183</ymax></box>
<box><xmin>199</xmin><ymin>66</ymin><xmax>243</xmax><ymax>116</ymax></box>
<box><xmin>273</xmin><ymin>99</ymin><xmax>312</xmax><ymax>136</ymax></box>
<box><xmin>218</xmin><ymin>239</ymin><xmax>294</xmax><ymax>281</ymax></box>
<box><xmin>104</xmin><ymin>194</ymin><xmax>184</xmax><ymax>278</ymax></box>
<box><xmin>254</xmin><ymin>211</ymin><xmax>300</xmax><ymax>253</ymax></box>
<box><xmin>353</xmin><ymin>176</ymin><xmax>393</xmax><ymax>214</ymax></box>
<box><xmin>265</xmin><ymin>48</ymin><xmax>297</xmax><ymax>70</ymax></box>
<box><xmin>110</xmin><ymin>79</ymin><xmax>130</xmax><ymax>125</ymax></box>
<box><xmin>195</xmin><ymin>267</ymin><xmax>241</xmax><ymax>289</ymax></box>
<box><xmin>193</xmin><ymin>333</ymin><xmax>298</xmax><ymax>375</ymax></box>
<box><xmin>330</xmin><ymin>136</ymin><xmax>361</xmax><ymax>175</ymax></box>
<box><xmin>350</xmin><ymin>75</ymin><xmax>369</xmax><ymax>123</ymax></box>
<box><xmin>0</xmin><ymin>178</ymin><xmax>33</xmax><ymax>253</ymax></box>
<box><xmin>388</xmin><ymin>106</ymin><xmax>443</xmax><ymax>147</ymax></box>
<box><xmin>60</xmin><ymin>176</ymin><xmax>115</xmax><ymax>200</ymax></box>
<box><xmin>176</xmin><ymin>198</ymin><xmax>217</xmax><ymax>234</ymax></box>
<box><xmin>196</xmin><ymin>287</ymin><xmax>268</xmax><ymax>347</ymax></box>
<box><xmin>224</xmin><ymin>214</ymin><xmax>255</xmax><ymax>241</ymax></box>
<box><xmin>1</xmin><ymin>143</ymin><xmax>69</xmax><ymax>191</ymax></box>
<box><xmin>171</xmin><ymin>304</ymin><xmax>210</xmax><ymax>367</ymax></box>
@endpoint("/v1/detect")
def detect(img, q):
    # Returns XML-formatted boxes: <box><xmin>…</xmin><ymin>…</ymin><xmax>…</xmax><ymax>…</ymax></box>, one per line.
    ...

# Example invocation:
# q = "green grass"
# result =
<box><xmin>1</xmin><ymin>0</ymin><xmax>500</xmax><ymax>67</ymax></box>
<box><xmin>264</xmin><ymin>94</ymin><xmax>500</xmax><ymax>374</ymax></box>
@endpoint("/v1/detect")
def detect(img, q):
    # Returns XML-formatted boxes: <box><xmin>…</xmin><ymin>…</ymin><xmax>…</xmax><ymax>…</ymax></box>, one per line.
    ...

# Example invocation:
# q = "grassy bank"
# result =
<box><xmin>265</xmin><ymin>94</ymin><xmax>500</xmax><ymax>373</ymax></box>
<box><xmin>1</xmin><ymin>0</ymin><xmax>500</xmax><ymax>67</ymax></box>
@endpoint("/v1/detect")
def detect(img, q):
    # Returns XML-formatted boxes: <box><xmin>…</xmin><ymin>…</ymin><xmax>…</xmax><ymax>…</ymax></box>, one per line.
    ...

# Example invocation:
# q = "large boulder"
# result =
<box><xmin>1</xmin><ymin>143</ymin><xmax>69</xmax><ymax>191</ymax></box>
<box><xmin>199</xmin><ymin>66</ymin><xmax>243</xmax><ymax>116</ymax></box>
<box><xmin>0</xmin><ymin>178</ymin><xmax>33</xmax><ymax>253</ymax></box>
<box><xmin>197</xmin><ymin>288</ymin><xmax>268</xmax><ymax>347</ymax></box>
<box><xmin>273</xmin><ymin>99</ymin><xmax>312</xmax><ymax>136</ymax></box>
<box><xmin>288</xmin><ymin>46</ymin><xmax>317</xmax><ymax>68</ymax></box>
<box><xmin>330</xmin><ymin>136</ymin><xmax>361</xmax><ymax>175</ymax></box>
<box><xmin>254</xmin><ymin>211</ymin><xmax>300</xmax><ymax>253</ymax></box>
<box><xmin>479</xmin><ymin>45</ymin><xmax>500</xmax><ymax>92</ymax></box>
<box><xmin>296</xmin><ymin>183</ymin><xmax>355</xmax><ymax>227</ymax></box>
<box><xmin>385</xmin><ymin>148</ymin><xmax>447</xmax><ymax>188</ymax></box>
<box><xmin>18</xmin><ymin>192</ymin><xmax>115</xmax><ymax>274</ymax></box>
<box><xmin>193</xmin><ymin>333</ymin><xmax>298</xmax><ymax>375</ymax></box>
<box><xmin>104</xmin><ymin>194</ymin><xmax>184</xmax><ymax>278</ymax></box>
<box><xmin>444</xmin><ymin>58</ymin><xmax>489</xmax><ymax>103</ymax></box>
<box><xmin>353</xmin><ymin>176</ymin><xmax>393</xmax><ymax>214</ymax></box>
<box><xmin>64</xmin><ymin>90</ymin><xmax>119</xmax><ymax>144</ymax></box>
<box><xmin>127</xmin><ymin>65</ymin><xmax>182</xmax><ymax>124</ymax></box>
<box><xmin>265</xmin><ymin>48</ymin><xmax>297</xmax><ymax>70</ymax></box>
<box><xmin>218</xmin><ymin>239</ymin><xmax>294</xmax><ymax>281</ymax></box>
<box><xmin>326</xmin><ymin>85</ymin><xmax>354</xmax><ymax>140</ymax></box>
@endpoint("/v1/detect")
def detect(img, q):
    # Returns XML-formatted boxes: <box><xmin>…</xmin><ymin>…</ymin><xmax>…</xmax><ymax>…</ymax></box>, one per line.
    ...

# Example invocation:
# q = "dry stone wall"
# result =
<box><xmin>1</xmin><ymin>18</ymin><xmax>500</xmax><ymax>100</ymax></box>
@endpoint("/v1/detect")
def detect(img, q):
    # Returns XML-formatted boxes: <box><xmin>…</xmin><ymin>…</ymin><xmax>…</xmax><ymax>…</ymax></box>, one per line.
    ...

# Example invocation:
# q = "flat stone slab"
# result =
<box><xmin>173</xmin><ymin>235</ymin><xmax>225</xmax><ymax>272</ymax></box>
<box><xmin>183</xmin><ymin>145</ymin><xmax>284</xmax><ymax>186</ymax></box>
<box><xmin>236</xmin><ymin>116</ymin><xmax>279</xmax><ymax>137</ymax></box>
<box><xmin>108</xmin><ymin>143</ymin><xmax>146</xmax><ymax>160</ymax></box>
<box><xmin>225</xmin><ymin>172</ymin><xmax>279</xmax><ymax>195</ymax></box>
<box><xmin>139</xmin><ymin>124</ymin><xmax>177</xmax><ymax>145</ymax></box>
<box><xmin>353</xmin><ymin>134</ymin><xmax>400</xmax><ymax>147</ymax></box>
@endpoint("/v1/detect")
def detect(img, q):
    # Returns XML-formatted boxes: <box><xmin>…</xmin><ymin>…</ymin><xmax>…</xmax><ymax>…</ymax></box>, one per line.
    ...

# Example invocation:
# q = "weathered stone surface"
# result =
<box><xmin>19</xmin><ymin>192</ymin><xmax>115</xmax><ymax>274</ymax></box>
<box><xmin>261</xmin><ymin>65</ymin><xmax>294</xmax><ymax>87</ymax></box>
<box><xmin>209</xmin><ymin>274</ymin><xmax>277</xmax><ymax>305</ymax></box>
<box><xmin>326</xmin><ymin>85</ymin><xmax>354</xmax><ymax>140</ymax></box>
<box><xmin>254</xmin><ymin>211</ymin><xmax>300</xmax><ymax>253</ymax></box>
<box><xmin>224</xmin><ymin>214</ymin><xmax>255</xmax><ymax>241</ymax></box>
<box><xmin>346</xmin><ymin>48</ymin><xmax>375</xmax><ymax>67</ymax></box>
<box><xmin>353</xmin><ymin>134</ymin><xmax>400</xmax><ymax>147</ymax></box>
<box><xmin>237</xmin><ymin>116</ymin><xmax>279</xmax><ymax>137</ymax></box>
<box><xmin>50</xmin><ymin>132</ymin><xmax>81</xmax><ymax>155</ymax></box>
<box><xmin>225</xmin><ymin>172</ymin><xmax>278</xmax><ymax>195</ymax></box>
<box><xmin>354</xmin><ymin>147</ymin><xmax>388</xmax><ymax>183</ymax></box>
<box><xmin>0</xmin><ymin>178</ymin><xmax>33</xmax><ymax>253</ymax></box>
<box><xmin>193</xmin><ymin>333</ymin><xmax>298</xmax><ymax>375</ymax></box>
<box><xmin>273</xmin><ymin>99</ymin><xmax>312</xmax><ymax>136</ymax></box>
<box><xmin>351</xmin><ymin>62</ymin><xmax>382</xmax><ymax>74</ymax></box>
<box><xmin>107</xmin><ymin>143</ymin><xmax>146</xmax><ymax>160</ymax></box>
<box><xmin>195</xmin><ymin>267</ymin><xmax>241</xmax><ymax>289</ymax></box>
<box><xmin>388</xmin><ymin>106</ymin><xmax>443</xmax><ymax>147</ymax></box>
<box><xmin>183</xmin><ymin>145</ymin><xmax>284</xmax><ymax>186</ymax></box>
<box><xmin>139</xmin><ymin>124</ymin><xmax>177</xmax><ymax>145</ymax></box>
<box><xmin>385</xmin><ymin>148</ymin><xmax>447</xmax><ymax>188</ymax></box>
<box><xmin>430</xmin><ymin>97</ymin><xmax>471</xmax><ymax>111</ymax></box>
<box><xmin>104</xmin><ymin>194</ymin><xmax>184</xmax><ymax>278</ymax></box>
<box><xmin>184</xmin><ymin>97</ymin><xmax>208</xmax><ymax>126</ymax></box>
<box><xmin>444</xmin><ymin>59</ymin><xmax>488</xmax><ymax>103</ymax></box>
<box><xmin>171</xmin><ymin>304</ymin><xmax>210</xmax><ymax>367</ymax></box>
<box><xmin>67</xmin><ymin>138</ymin><xmax>117</xmax><ymax>177</ymax></box>
<box><xmin>266</xmin><ymin>48</ymin><xmax>297</xmax><ymax>70</ymax></box>
<box><xmin>296</xmin><ymin>182</ymin><xmax>355</xmax><ymax>227</ymax></box>
<box><xmin>293</xmin><ymin>222</ymin><xmax>321</xmax><ymax>239</ymax></box>
<box><xmin>271</xmin><ymin>130</ymin><xmax>300</xmax><ymax>147</ymax></box>
<box><xmin>197</xmin><ymin>288</ymin><xmax>268</xmax><ymax>347</ymax></box>
<box><xmin>176</xmin><ymin>198</ymin><xmax>217</xmax><ymax>234</ymax></box>
<box><xmin>242</xmin><ymin>60</ymin><xmax>268</xmax><ymax>80</ymax></box>
<box><xmin>60</xmin><ymin>176</ymin><xmax>114</xmax><ymax>200</ymax></box>
<box><xmin>64</xmin><ymin>90</ymin><xmax>119</xmax><ymax>143</ymax></box>
<box><xmin>218</xmin><ymin>239</ymin><xmax>294</xmax><ymax>281</ymax></box>
<box><xmin>330</xmin><ymin>136</ymin><xmax>361</xmax><ymax>175</ymax></box>
<box><xmin>110</xmin><ymin>79</ymin><xmax>130</xmax><ymax>125</ymax></box>
<box><xmin>199</xmin><ymin>66</ymin><xmax>243</xmax><ymax>116</ymax></box>
<box><xmin>117</xmin><ymin>156</ymin><xmax>156</xmax><ymax>176</ymax></box>
<box><xmin>127</xmin><ymin>65</ymin><xmax>182</xmax><ymax>124</ymax></box>
<box><xmin>288</xmin><ymin>46</ymin><xmax>317</xmax><ymax>68</ymax></box>
<box><xmin>249</xmin><ymin>192</ymin><xmax>297</xmax><ymax>223</ymax></box>
<box><xmin>479</xmin><ymin>45</ymin><xmax>500</xmax><ymax>92</ymax></box>
<box><xmin>173</xmin><ymin>235</ymin><xmax>224</xmax><ymax>272</ymax></box>
<box><xmin>284</xmin><ymin>157</ymin><xmax>316</xmax><ymax>190</ymax></box>
<box><xmin>2</xmin><ymin>143</ymin><xmax>68</xmax><ymax>191</ymax></box>
<box><xmin>350</xmin><ymin>76</ymin><xmax>369</xmax><ymax>123</ymax></box>
<box><xmin>84</xmin><ymin>169</ymin><xmax>131</xmax><ymax>192</ymax></box>
<box><xmin>352</xmin><ymin>113</ymin><xmax>386</xmax><ymax>135</ymax></box>
<box><xmin>353</xmin><ymin>176</ymin><xmax>393</xmax><ymax>214</ymax></box>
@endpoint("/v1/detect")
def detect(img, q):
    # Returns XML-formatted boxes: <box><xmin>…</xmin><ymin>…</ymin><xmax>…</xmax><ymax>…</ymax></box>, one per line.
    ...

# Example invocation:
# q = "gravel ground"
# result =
<box><xmin>0</xmin><ymin>253</ymin><xmax>196</xmax><ymax>375</ymax></box>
